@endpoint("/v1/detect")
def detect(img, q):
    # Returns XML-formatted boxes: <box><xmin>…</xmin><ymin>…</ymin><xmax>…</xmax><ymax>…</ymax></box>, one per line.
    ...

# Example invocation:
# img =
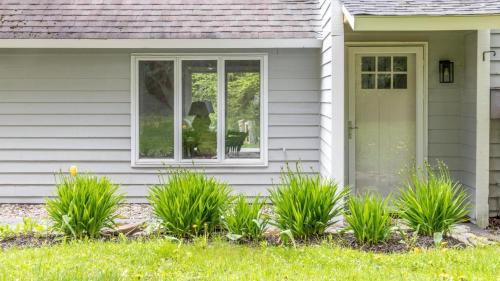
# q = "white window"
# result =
<box><xmin>131</xmin><ymin>54</ymin><xmax>268</xmax><ymax>167</ymax></box>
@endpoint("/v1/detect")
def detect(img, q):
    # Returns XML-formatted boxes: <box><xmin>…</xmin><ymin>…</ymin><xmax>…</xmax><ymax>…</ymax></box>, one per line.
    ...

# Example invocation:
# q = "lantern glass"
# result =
<box><xmin>439</xmin><ymin>60</ymin><xmax>454</xmax><ymax>83</ymax></box>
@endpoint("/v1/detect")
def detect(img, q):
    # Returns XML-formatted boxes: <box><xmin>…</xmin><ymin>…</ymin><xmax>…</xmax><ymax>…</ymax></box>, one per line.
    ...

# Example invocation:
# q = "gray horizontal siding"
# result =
<box><xmin>491</xmin><ymin>30</ymin><xmax>500</xmax><ymax>216</ymax></box>
<box><xmin>0</xmin><ymin>48</ymin><xmax>321</xmax><ymax>202</ymax></box>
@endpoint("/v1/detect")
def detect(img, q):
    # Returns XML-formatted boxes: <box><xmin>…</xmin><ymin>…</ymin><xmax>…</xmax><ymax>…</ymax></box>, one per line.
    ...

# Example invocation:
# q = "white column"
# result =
<box><xmin>330</xmin><ymin>0</ymin><xmax>346</xmax><ymax>186</ymax></box>
<box><xmin>475</xmin><ymin>30</ymin><xmax>491</xmax><ymax>228</ymax></box>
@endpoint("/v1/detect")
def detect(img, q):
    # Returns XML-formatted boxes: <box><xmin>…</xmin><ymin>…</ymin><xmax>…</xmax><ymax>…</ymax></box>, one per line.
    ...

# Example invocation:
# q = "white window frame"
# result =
<box><xmin>131</xmin><ymin>53</ymin><xmax>268</xmax><ymax>167</ymax></box>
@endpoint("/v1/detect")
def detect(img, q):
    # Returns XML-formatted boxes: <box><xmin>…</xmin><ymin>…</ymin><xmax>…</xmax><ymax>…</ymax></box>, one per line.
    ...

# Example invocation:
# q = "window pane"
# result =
<box><xmin>225</xmin><ymin>60</ymin><xmax>261</xmax><ymax>159</ymax></box>
<box><xmin>361</xmin><ymin>57</ymin><xmax>375</xmax><ymax>71</ymax></box>
<box><xmin>378</xmin><ymin>56</ymin><xmax>391</xmax><ymax>72</ymax></box>
<box><xmin>377</xmin><ymin>74</ymin><xmax>391</xmax><ymax>89</ymax></box>
<box><xmin>138</xmin><ymin>61</ymin><xmax>175</xmax><ymax>159</ymax></box>
<box><xmin>393</xmin><ymin>56</ymin><xmax>407</xmax><ymax>72</ymax></box>
<box><xmin>361</xmin><ymin>74</ymin><xmax>375</xmax><ymax>89</ymax></box>
<box><xmin>182</xmin><ymin>60</ymin><xmax>218</xmax><ymax>159</ymax></box>
<box><xmin>393</xmin><ymin>74</ymin><xmax>407</xmax><ymax>89</ymax></box>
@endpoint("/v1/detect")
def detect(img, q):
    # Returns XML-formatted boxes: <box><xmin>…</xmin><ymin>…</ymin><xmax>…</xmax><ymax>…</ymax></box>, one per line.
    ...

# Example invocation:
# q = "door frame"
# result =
<box><xmin>346</xmin><ymin>43</ymin><xmax>428</xmax><ymax>192</ymax></box>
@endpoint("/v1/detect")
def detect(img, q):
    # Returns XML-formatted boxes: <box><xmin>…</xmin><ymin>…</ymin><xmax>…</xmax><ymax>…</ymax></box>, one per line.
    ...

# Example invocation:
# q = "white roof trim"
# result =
<box><xmin>342</xmin><ymin>5</ymin><xmax>356</xmax><ymax>30</ymax></box>
<box><xmin>343</xmin><ymin>12</ymin><xmax>500</xmax><ymax>31</ymax></box>
<box><xmin>0</xmin><ymin>39</ymin><xmax>322</xmax><ymax>49</ymax></box>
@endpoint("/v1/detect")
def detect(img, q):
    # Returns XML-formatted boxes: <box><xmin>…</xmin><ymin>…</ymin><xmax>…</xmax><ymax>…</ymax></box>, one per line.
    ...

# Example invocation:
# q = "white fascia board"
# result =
<box><xmin>347</xmin><ymin>15</ymin><xmax>500</xmax><ymax>31</ymax></box>
<box><xmin>0</xmin><ymin>38</ymin><xmax>322</xmax><ymax>49</ymax></box>
<box><xmin>341</xmin><ymin>5</ymin><xmax>356</xmax><ymax>31</ymax></box>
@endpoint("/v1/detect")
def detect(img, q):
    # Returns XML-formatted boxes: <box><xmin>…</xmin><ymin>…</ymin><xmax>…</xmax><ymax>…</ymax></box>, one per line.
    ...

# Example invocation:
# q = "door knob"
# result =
<box><xmin>348</xmin><ymin>121</ymin><xmax>358</xmax><ymax>139</ymax></box>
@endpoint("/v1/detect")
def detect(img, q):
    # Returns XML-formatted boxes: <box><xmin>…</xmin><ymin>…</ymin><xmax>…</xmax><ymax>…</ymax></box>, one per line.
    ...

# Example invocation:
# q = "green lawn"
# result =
<box><xmin>0</xmin><ymin>239</ymin><xmax>498</xmax><ymax>281</ymax></box>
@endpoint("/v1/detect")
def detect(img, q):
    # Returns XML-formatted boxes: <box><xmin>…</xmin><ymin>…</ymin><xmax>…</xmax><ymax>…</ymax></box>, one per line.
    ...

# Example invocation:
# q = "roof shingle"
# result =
<box><xmin>342</xmin><ymin>0</ymin><xmax>500</xmax><ymax>16</ymax></box>
<box><xmin>0</xmin><ymin>0</ymin><xmax>321</xmax><ymax>39</ymax></box>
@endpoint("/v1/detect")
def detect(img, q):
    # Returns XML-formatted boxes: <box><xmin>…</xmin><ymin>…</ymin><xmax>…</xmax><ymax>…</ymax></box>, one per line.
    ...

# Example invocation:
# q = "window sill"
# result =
<box><xmin>131</xmin><ymin>160</ymin><xmax>268</xmax><ymax>168</ymax></box>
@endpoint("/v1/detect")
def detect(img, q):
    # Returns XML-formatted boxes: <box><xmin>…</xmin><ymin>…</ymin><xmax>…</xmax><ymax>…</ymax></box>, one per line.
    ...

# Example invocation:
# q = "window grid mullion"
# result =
<box><xmin>218</xmin><ymin>57</ymin><xmax>226</xmax><ymax>162</ymax></box>
<box><xmin>175</xmin><ymin>57</ymin><xmax>182</xmax><ymax>162</ymax></box>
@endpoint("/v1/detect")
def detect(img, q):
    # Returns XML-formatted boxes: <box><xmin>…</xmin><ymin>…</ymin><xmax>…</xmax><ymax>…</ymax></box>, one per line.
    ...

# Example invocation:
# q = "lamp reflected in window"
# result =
<box><xmin>182</xmin><ymin>60</ymin><xmax>218</xmax><ymax>159</ymax></box>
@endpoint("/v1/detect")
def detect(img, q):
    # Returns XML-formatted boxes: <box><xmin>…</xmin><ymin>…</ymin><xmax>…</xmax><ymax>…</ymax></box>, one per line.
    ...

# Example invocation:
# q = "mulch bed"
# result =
<box><xmin>262</xmin><ymin>232</ymin><xmax>464</xmax><ymax>253</ymax></box>
<box><xmin>0</xmin><ymin>233</ymin><xmax>159</xmax><ymax>250</ymax></box>
<box><xmin>1</xmin><ymin>230</ymin><xmax>465</xmax><ymax>254</ymax></box>
<box><xmin>0</xmin><ymin>234</ymin><xmax>62</xmax><ymax>250</ymax></box>
<box><xmin>335</xmin><ymin>233</ymin><xmax>464</xmax><ymax>253</ymax></box>
<box><xmin>488</xmin><ymin>217</ymin><xmax>500</xmax><ymax>235</ymax></box>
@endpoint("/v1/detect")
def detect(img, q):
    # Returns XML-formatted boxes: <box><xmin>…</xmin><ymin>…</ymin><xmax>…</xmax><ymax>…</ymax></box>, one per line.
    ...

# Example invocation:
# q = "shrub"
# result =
<box><xmin>344</xmin><ymin>193</ymin><xmax>392</xmax><ymax>245</ymax></box>
<box><xmin>269</xmin><ymin>166</ymin><xmax>348</xmax><ymax>239</ymax></box>
<box><xmin>148</xmin><ymin>170</ymin><xmax>232</xmax><ymax>237</ymax></box>
<box><xmin>397</xmin><ymin>162</ymin><xmax>470</xmax><ymax>236</ymax></box>
<box><xmin>46</xmin><ymin>174</ymin><xmax>124</xmax><ymax>239</ymax></box>
<box><xmin>223</xmin><ymin>195</ymin><xmax>269</xmax><ymax>241</ymax></box>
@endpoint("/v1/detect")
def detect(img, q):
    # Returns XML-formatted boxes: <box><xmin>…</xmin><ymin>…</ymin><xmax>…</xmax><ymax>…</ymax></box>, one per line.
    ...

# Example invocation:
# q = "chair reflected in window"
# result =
<box><xmin>225</xmin><ymin>130</ymin><xmax>248</xmax><ymax>157</ymax></box>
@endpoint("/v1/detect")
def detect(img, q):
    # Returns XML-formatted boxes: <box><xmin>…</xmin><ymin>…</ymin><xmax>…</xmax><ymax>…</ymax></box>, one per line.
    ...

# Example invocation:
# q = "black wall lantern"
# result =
<box><xmin>439</xmin><ymin>60</ymin><xmax>454</xmax><ymax>83</ymax></box>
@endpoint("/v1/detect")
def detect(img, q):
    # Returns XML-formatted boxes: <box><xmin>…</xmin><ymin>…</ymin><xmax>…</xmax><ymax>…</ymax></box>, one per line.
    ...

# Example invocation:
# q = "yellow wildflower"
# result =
<box><xmin>69</xmin><ymin>166</ymin><xmax>78</xmax><ymax>177</ymax></box>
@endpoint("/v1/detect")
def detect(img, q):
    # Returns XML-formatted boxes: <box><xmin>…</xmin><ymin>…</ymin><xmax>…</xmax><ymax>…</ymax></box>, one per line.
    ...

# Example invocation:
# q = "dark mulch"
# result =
<box><xmin>0</xmin><ymin>234</ymin><xmax>62</xmax><ymax>250</ymax></box>
<box><xmin>0</xmin><ymin>233</ymin><xmax>161</xmax><ymax>251</ymax></box>
<box><xmin>488</xmin><ymin>216</ymin><xmax>500</xmax><ymax>229</ymax></box>
<box><xmin>1</xmin><ymin>231</ymin><xmax>465</xmax><ymax>254</ymax></box>
<box><xmin>332</xmin><ymin>232</ymin><xmax>464</xmax><ymax>253</ymax></box>
<box><xmin>262</xmin><ymin>231</ymin><xmax>464</xmax><ymax>253</ymax></box>
<box><xmin>488</xmin><ymin>217</ymin><xmax>500</xmax><ymax>235</ymax></box>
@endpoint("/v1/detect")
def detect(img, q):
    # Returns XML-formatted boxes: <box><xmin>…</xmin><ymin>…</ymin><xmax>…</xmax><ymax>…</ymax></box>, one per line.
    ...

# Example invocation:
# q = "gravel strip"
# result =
<box><xmin>0</xmin><ymin>204</ymin><xmax>48</xmax><ymax>221</ymax></box>
<box><xmin>0</xmin><ymin>204</ymin><xmax>154</xmax><ymax>224</ymax></box>
<box><xmin>116</xmin><ymin>204</ymin><xmax>153</xmax><ymax>221</ymax></box>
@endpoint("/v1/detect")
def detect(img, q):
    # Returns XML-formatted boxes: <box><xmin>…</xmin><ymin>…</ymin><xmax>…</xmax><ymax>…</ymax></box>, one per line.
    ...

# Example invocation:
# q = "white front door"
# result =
<box><xmin>348</xmin><ymin>46</ymin><xmax>425</xmax><ymax>197</ymax></box>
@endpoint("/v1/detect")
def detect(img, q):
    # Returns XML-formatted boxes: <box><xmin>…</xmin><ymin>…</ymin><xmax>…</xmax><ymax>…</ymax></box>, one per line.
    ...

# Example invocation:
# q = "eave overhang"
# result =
<box><xmin>0</xmin><ymin>38</ymin><xmax>323</xmax><ymax>49</ymax></box>
<box><xmin>342</xmin><ymin>6</ymin><xmax>500</xmax><ymax>31</ymax></box>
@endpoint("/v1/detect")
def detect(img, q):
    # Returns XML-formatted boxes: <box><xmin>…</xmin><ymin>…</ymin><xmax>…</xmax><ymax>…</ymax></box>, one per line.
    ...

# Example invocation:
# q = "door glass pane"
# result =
<box><xmin>361</xmin><ymin>74</ymin><xmax>375</xmax><ymax>89</ymax></box>
<box><xmin>361</xmin><ymin>57</ymin><xmax>375</xmax><ymax>71</ymax></box>
<box><xmin>377</xmin><ymin>56</ymin><xmax>391</xmax><ymax>72</ymax></box>
<box><xmin>377</xmin><ymin>74</ymin><xmax>391</xmax><ymax>89</ymax></box>
<box><xmin>225</xmin><ymin>60</ymin><xmax>261</xmax><ymax>159</ymax></box>
<box><xmin>393</xmin><ymin>56</ymin><xmax>407</xmax><ymax>72</ymax></box>
<box><xmin>393</xmin><ymin>74</ymin><xmax>408</xmax><ymax>89</ymax></box>
<box><xmin>138</xmin><ymin>61</ymin><xmax>175</xmax><ymax>159</ymax></box>
<box><xmin>182</xmin><ymin>60</ymin><xmax>218</xmax><ymax>159</ymax></box>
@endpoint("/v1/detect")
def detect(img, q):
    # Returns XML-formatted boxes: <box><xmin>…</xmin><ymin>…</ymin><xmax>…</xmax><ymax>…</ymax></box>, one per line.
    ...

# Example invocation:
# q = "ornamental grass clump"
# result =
<box><xmin>46</xmin><ymin>172</ymin><xmax>124</xmax><ymax>239</ymax></box>
<box><xmin>344</xmin><ymin>193</ymin><xmax>392</xmax><ymax>245</ymax></box>
<box><xmin>148</xmin><ymin>170</ymin><xmax>232</xmax><ymax>238</ymax></box>
<box><xmin>269</xmin><ymin>165</ymin><xmax>348</xmax><ymax>239</ymax></box>
<box><xmin>223</xmin><ymin>195</ymin><xmax>269</xmax><ymax>241</ymax></box>
<box><xmin>397</xmin><ymin>162</ymin><xmax>470</xmax><ymax>236</ymax></box>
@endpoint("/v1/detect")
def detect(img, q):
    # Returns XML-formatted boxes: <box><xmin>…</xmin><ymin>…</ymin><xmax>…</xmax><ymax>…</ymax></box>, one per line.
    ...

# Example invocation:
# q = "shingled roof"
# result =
<box><xmin>0</xmin><ymin>0</ymin><xmax>321</xmax><ymax>39</ymax></box>
<box><xmin>341</xmin><ymin>0</ymin><xmax>500</xmax><ymax>16</ymax></box>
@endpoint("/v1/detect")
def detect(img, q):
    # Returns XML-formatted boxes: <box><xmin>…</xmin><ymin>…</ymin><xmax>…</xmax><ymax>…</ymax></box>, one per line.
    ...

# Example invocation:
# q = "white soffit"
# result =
<box><xmin>342</xmin><ymin>6</ymin><xmax>500</xmax><ymax>31</ymax></box>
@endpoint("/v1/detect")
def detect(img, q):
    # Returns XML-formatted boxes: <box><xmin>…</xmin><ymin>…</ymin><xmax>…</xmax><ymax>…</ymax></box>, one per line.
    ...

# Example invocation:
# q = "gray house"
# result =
<box><xmin>0</xmin><ymin>0</ymin><xmax>499</xmax><ymax>227</ymax></box>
